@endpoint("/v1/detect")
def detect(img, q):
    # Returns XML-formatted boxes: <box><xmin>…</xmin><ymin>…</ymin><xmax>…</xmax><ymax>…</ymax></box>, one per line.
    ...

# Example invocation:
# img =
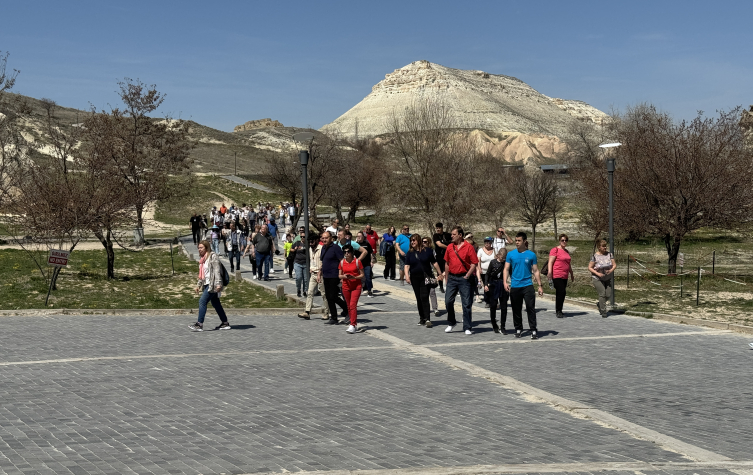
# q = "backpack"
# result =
<box><xmin>219</xmin><ymin>261</ymin><xmax>230</xmax><ymax>286</ymax></box>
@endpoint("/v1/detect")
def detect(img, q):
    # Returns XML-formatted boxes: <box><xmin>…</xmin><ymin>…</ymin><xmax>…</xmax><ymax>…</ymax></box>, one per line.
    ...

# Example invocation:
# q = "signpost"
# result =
<box><xmin>46</xmin><ymin>249</ymin><xmax>70</xmax><ymax>305</ymax></box>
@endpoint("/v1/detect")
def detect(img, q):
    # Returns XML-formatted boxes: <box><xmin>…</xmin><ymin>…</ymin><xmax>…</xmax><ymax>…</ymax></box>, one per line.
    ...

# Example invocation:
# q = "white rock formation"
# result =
<box><xmin>321</xmin><ymin>60</ymin><xmax>608</xmax><ymax>162</ymax></box>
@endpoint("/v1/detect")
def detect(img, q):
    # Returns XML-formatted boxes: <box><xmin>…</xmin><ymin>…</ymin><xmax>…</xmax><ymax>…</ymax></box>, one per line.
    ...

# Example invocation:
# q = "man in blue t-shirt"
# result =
<box><xmin>395</xmin><ymin>225</ymin><xmax>412</xmax><ymax>285</ymax></box>
<box><xmin>504</xmin><ymin>232</ymin><xmax>544</xmax><ymax>340</ymax></box>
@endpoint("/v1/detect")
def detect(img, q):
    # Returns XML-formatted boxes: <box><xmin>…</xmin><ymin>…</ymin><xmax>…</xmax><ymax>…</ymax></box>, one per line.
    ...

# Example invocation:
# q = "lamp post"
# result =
<box><xmin>599</xmin><ymin>142</ymin><xmax>621</xmax><ymax>307</ymax></box>
<box><xmin>293</xmin><ymin>132</ymin><xmax>315</xmax><ymax>271</ymax></box>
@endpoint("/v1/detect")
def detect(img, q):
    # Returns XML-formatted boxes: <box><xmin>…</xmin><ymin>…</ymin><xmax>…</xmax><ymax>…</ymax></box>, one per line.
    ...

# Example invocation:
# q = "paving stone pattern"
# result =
<box><xmin>0</xmin><ymin>240</ymin><xmax>749</xmax><ymax>474</ymax></box>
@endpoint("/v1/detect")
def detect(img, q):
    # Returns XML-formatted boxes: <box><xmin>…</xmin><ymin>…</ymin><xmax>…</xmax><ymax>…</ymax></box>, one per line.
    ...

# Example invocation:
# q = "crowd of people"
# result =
<box><xmin>187</xmin><ymin>204</ymin><xmax>617</xmax><ymax>336</ymax></box>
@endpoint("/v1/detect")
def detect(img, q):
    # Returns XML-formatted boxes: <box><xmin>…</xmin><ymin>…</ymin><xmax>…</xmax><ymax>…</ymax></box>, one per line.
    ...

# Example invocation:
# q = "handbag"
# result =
<box><xmin>425</xmin><ymin>275</ymin><xmax>438</xmax><ymax>288</ymax></box>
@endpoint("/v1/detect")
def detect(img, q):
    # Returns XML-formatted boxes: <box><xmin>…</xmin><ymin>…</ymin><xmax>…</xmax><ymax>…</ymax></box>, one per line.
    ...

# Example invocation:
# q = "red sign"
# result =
<box><xmin>48</xmin><ymin>249</ymin><xmax>70</xmax><ymax>267</ymax></box>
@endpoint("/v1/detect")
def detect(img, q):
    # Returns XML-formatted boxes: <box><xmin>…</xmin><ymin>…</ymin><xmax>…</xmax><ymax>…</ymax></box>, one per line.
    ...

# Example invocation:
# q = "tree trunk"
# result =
<box><xmin>531</xmin><ymin>225</ymin><xmax>537</xmax><ymax>252</ymax></box>
<box><xmin>347</xmin><ymin>202</ymin><xmax>360</xmax><ymax>225</ymax></box>
<box><xmin>94</xmin><ymin>228</ymin><xmax>116</xmax><ymax>279</ymax></box>
<box><xmin>553</xmin><ymin>210</ymin><xmax>558</xmax><ymax>238</ymax></box>
<box><xmin>335</xmin><ymin>205</ymin><xmax>345</xmax><ymax>226</ymax></box>
<box><xmin>664</xmin><ymin>233</ymin><xmax>682</xmax><ymax>274</ymax></box>
<box><xmin>136</xmin><ymin>205</ymin><xmax>144</xmax><ymax>230</ymax></box>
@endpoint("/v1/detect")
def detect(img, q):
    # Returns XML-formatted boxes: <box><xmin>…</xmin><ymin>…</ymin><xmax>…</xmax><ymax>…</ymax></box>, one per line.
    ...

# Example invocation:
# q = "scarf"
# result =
<box><xmin>199</xmin><ymin>254</ymin><xmax>208</xmax><ymax>280</ymax></box>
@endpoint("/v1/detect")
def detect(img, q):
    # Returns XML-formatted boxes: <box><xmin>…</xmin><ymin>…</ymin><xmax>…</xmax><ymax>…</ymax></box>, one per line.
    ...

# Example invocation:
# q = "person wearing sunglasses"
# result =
<box><xmin>339</xmin><ymin>244</ymin><xmax>364</xmax><ymax>334</ymax></box>
<box><xmin>548</xmin><ymin>233</ymin><xmax>575</xmax><ymax>318</ymax></box>
<box><xmin>405</xmin><ymin>234</ymin><xmax>444</xmax><ymax>327</ymax></box>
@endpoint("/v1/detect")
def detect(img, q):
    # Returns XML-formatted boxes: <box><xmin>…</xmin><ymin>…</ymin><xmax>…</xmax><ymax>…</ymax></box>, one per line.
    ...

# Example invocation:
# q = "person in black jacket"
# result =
<box><xmin>484</xmin><ymin>248</ymin><xmax>509</xmax><ymax>334</ymax></box>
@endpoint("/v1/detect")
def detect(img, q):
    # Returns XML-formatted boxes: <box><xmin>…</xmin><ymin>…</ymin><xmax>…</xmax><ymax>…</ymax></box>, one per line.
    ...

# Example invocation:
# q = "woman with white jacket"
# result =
<box><xmin>189</xmin><ymin>240</ymin><xmax>231</xmax><ymax>332</ymax></box>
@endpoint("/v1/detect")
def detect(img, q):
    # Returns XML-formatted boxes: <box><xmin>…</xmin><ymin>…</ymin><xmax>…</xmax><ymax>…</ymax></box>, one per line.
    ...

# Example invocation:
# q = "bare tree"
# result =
<box><xmin>510</xmin><ymin>169</ymin><xmax>559</xmax><ymax>252</ymax></box>
<box><xmin>101</xmin><ymin>79</ymin><xmax>193</xmax><ymax>240</ymax></box>
<box><xmin>569</xmin><ymin>104</ymin><xmax>753</xmax><ymax>273</ymax></box>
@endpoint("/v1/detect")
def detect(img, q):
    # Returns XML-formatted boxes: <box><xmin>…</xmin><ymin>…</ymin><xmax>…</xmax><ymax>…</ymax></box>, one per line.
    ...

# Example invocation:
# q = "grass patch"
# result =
<box><xmin>154</xmin><ymin>175</ymin><xmax>283</xmax><ymax>226</ymax></box>
<box><xmin>0</xmin><ymin>247</ymin><xmax>298</xmax><ymax>310</ymax></box>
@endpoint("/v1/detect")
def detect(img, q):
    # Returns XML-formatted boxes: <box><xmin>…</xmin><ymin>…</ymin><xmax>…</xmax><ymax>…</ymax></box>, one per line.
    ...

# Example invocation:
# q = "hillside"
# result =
<box><xmin>321</xmin><ymin>60</ymin><xmax>609</xmax><ymax>162</ymax></box>
<box><xmin>5</xmin><ymin>93</ymin><xmax>321</xmax><ymax>178</ymax></box>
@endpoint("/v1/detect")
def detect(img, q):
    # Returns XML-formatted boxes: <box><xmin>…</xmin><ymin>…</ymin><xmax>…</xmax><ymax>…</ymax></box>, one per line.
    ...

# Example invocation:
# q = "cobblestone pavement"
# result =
<box><xmin>0</xmin><ymin>242</ymin><xmax>751</xmax><ymax>475</ymax></box>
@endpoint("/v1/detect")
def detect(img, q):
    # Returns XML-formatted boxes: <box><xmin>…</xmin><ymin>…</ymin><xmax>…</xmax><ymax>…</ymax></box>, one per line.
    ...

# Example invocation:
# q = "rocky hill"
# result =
<box><xmin>233</xmin><ymin>118</ymin><xmax>284</xmax><ymax>132</ymax></box>
<box><xmin>321</xmin><ymin>60</ymin><xmax>609</xmax><ymax>162</ymax></box>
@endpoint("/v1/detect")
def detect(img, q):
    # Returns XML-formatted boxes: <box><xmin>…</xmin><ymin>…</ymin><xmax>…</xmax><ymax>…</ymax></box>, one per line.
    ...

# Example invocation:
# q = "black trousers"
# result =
<box><xmin>553</xmin><ymin>278</ymin><xmax>568</xmax><ymax>313</ymax></box>
<box><xmin>384</xmin><ymin>250</ymin><xmax>396</xmax><ymax>280</ymax></box>
<box><xmin>410</xmin><ymin>274</ymin><xmax>431</xmax><ymax>323</ymax></box>
<box><xmin>192</xmin><ymin>228</ymin><xmax>202</xmax><ymax>244</ymax></box>
<box><xmin>510</xmin><ymin>285</ymin><xmax>537</xmax><ymax>332</ymax></box>
<box><xmin>488</xmin><ymin>280</ymin><xmax>509</xmax><ymax>329</ymax></box>
<box><xmin>323</xmin><ymin>277</ymin><xmax>347</xmax><ymax>319</ymax></box>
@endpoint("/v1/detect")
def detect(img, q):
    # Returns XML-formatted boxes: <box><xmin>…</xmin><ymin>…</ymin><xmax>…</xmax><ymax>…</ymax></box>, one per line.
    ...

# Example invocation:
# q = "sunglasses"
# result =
<box><xmin>560</xmin><ymin>238</ymin><xmax>568</xmax><ymax>242</ymax></box>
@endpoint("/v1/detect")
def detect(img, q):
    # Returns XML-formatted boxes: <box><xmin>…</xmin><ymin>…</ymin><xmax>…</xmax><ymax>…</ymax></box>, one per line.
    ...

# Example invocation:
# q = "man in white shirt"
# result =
<box><xmin>493</xmin><ymin>227</ymin><xmax>513</xmax><ymax>254</ymax></box>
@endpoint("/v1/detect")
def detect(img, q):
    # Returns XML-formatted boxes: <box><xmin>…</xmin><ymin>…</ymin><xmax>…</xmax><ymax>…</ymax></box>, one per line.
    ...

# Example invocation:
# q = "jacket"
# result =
<box><xmin>197</xmin><ymin>252</ymin><xmax>225</xmax><ymax>293</ymax></box>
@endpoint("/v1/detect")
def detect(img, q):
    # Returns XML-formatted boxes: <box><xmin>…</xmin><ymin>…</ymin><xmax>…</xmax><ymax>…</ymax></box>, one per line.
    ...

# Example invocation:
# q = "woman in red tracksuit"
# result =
<box><xmin>339</xmin><ymin>244</ymin><xmax>364</xmax><ymax>334</ymax></box>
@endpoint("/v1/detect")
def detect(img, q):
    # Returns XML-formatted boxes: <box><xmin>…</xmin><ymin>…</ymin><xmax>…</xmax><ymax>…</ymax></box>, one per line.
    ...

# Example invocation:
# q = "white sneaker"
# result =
<box><xmin>445</xmin><ymin>324</ymin><xmax>456</xmax><ymax>333</ymax></box>
<box><xmin>270</xmin><ymin>269</ymin><xmax>275</xmax><ymax>273</ymax></box>
<box><xmin>465</xmin><ymin>329</ymin><xmax>473</xmax><ymax>335</ymax></box>
<box><xmin>252</xmin><ymin>275</ymin><xmax>257</xmax><ymax>280</ymax></box>
<box><xmin>346</xmin><ymin>325</ymin><xmax>356</xmax><ymax>334</ymax></box>
<box><xmin>749</xmin><ymin>342</ymin><xmax>753</xmax><ymax>349</ymax></box>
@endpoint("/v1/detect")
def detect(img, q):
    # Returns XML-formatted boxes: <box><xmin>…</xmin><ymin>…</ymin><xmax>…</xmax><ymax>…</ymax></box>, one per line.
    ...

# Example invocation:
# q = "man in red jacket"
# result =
<box><xmin>443</xmin><ymin>226</ymin><xmax>478</xmax><ymax>335</ymax></box>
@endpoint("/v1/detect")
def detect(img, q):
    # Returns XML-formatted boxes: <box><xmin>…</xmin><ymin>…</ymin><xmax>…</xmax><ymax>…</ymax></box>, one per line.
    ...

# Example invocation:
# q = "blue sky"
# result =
<box><xmin>3</xmin><ymin>0</ymin><xmax>751</xmax><ymax>131</ymax></box>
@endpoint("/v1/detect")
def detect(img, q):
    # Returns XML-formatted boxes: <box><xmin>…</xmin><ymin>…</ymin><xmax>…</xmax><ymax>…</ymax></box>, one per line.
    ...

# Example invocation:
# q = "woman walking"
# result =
<box><xmin>589</xmin><ymin>239</ymin><xmax>616</xmax><ymax>318</ymax></box>
<box><xmin>477</xmin><ymin>237</ymin><xmax>496</xmax><ymax>307</ymax></box>
<box><xmin>484</xmin><ymin>249</ymin><xmax>509</xmax><ymax>333</ymax></box>
<box><xmin>291</xmin><ymin>229</ymin><xmax>309</xmax><ymax>297</ymax></box>
<box><xmin>465</xmin><ymin>233</ymin><xmax>482</xmax><ymax>303</ymax></box>
<box><xmin>381</xmin><ymin>226</ymin><xmax>397</xmax><ymax>280</ymax></box>
<box><xmin>423</xmin><ymin>237</ymin><xmax>440</xmax><ymax>317</ymax></box>
<box><xmin>339</xmin><ymin>244</ymin><xmax>364</xmax><ymax>334</ymax></box>
<box><xmin>242</xmin><ymin>224</ymin><xmax>261</xmax><ymax>279</ymax></box>
<box><xmin>189</xmin><ymin>240</ymin><xmax>230</xmax><ymax>332</ymax></box>
<box><xmin>284</xmin><ymin>231</ymin><xmax>295</xmax><ymax>278</ymax></box>
<box><xmin>548</xmin><ymin>233</ymin><xmax>575</xmax><ymax>318</ymax></box>
<box><xmin>405</xmin><ymin>234</ymin><xmax>444</xmax><ymax>328</ymax></box>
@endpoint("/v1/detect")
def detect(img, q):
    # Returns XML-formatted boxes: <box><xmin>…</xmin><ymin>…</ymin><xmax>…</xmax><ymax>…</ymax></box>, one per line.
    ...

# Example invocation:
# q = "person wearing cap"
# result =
<box><xmin>209</xmin><ymin>224</ymin><xmax>222</xmax><ymax>255</ymax></box>
<box><xmin>477</xmin><ymin>237</ymin><xmax>496</xmax><ymax>308</ymax></box>
<box><xmin>443</xmin><ymin>226</ymin><xmax>479</xmax><ymax>335</ymax></box>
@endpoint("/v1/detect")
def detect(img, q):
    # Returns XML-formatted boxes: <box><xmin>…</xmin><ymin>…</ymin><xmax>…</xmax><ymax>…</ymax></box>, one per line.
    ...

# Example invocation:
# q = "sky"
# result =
<box><xmin>2</xmin><ymin>0</ymin><xmax>752</xmax><ymax>132</ymax></box>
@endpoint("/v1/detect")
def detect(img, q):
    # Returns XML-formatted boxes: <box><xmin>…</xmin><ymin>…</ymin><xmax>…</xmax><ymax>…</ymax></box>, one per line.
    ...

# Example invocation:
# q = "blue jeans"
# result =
<box><xmin>228</xmin><ymin>247</ymin><xmax>241</xmax><ymax>271</ymax></box>
<box><xmin>445</xmin><ymin>274</ymin><xmax>473</xmax><ymax>331</ymax></box>
<box><xmin>255</xmin><ymin>252</ymin><xmax>270</xmax><ymax>280</ymax></box>
<box><xmin>294</xmin><ymin>262</ymin><xmax>309</xmax><ymax>294</ymax></box>
<box><xmin>211</xmin><ymin>238</ymin><xmax>220</xmax><ymax>255</ymax></box>
<box><xmin>198</xmin><ymin>284</ymin><xmax>228</xmax><ymax>324</ymax></box>
<box><xmin>362</xmin><ymin>266</ymin><xmax>373</xmax><ymax>291</ymax></box>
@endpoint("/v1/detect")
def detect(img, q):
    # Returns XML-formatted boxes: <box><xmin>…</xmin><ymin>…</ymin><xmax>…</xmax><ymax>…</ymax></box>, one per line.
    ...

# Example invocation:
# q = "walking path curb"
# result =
<box><xmin>0</xmin><ymin>308</ymin><xmax>305</xmax><ymax>317</ymax></box>
<box><xmin>539</xmin><ymin>293</ymin><xmax>753</xmax><ymax>335</ymax></box>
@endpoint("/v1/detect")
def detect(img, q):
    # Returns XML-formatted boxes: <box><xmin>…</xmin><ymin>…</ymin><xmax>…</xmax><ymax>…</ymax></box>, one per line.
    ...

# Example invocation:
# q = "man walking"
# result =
<box><xmin>443</xmin><ymin>226</ymin><xmax>478</xmax><ymax>335</ymax></box>
<box><xmin>363</xmin><ymin>224</ymin><xmax>379</xmax><ymax>266</ymax></box>
<box><xmin>396</xmin><ymin>225</ymin><xmax>412</xmax><ymax>285</ymax></box>
<box><xmin>298</xmin><ymin>233</ymin><xmax>328</xmax><ymax>320</ymax></box>
<box><xmin>252</xmin><ymin>224</ymin><xmax>275</xmax><ymax>281</ymax></box>
<box><xmin>433</xmin><ymin>222</ymin><xmax>452</xmax><ymax>293</ymax></box>
<box><xmin>190</xmin><ymin>213</ymin><xmax>203</xmax><ymax>245</ymax></box>
<box><xmin>503</xmin><ymin>232</ymin><xmax>544</xmax><ymax>339</ymax></box>
<box><xmin>317</xmin><ymin>231</ymin><xmax>348</xmax><ymax>324</ymax></box>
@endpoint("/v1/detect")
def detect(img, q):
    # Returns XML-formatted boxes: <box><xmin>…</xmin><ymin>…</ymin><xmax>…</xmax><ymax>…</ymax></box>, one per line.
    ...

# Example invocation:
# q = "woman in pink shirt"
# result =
<box><xmin>547</xmin><ymin>233</ymin><xmax>575</xmax><ymax>318</ymax></box>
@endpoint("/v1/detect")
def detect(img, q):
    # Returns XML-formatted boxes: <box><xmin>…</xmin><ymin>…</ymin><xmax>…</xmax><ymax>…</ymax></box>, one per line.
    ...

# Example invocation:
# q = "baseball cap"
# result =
<box><xmin>484</xmin><ymin>236</ymin><xmax>493</xmax><ymax>242</ymax></box>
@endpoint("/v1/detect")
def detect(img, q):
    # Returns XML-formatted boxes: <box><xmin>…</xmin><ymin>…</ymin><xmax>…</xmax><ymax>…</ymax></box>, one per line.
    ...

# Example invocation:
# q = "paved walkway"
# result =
<box><xmin>0</xmin><ymin>239</ymin><xmax>751</xmax><ymax>475</ymax></box>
